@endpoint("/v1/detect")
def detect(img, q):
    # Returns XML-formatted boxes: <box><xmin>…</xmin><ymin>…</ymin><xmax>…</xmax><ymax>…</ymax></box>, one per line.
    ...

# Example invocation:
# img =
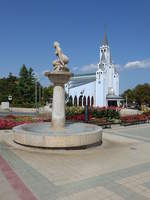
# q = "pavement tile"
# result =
<box><xmin>0</xmin><ymin>124</ymin><xmax>150</xmax><ymax>199</ymax></box>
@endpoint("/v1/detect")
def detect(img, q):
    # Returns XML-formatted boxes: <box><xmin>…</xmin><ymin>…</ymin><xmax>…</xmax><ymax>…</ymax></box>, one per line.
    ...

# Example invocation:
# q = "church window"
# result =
<box><xmin>83</xmin><ymin>96</ymin><xmax>86</xmax><ymax>106</ymax></box>
<box><xmin>104</xmin><ymin>49</ymin><xmax>106</xmax><ymax>52</ymax></box>
<box><xmin>74</xmin><ymin>96</ymin><xmax>77</xmax><ymax>106</ymax></box>
<box><xmin>69</xmin><ymin>96</ymin><xmax>73</xmax><ymax>106</ymax></box>
<box><xmin>101</xmin><ymin>72</ymin><xmax>102</xmax><ymax>74</ymax></box>
<box><xmin>91</xmin><ymin>96</ymin><xmax>94</xmax><ymax>107</ymax></box>
<box><xmin>98</xmin><ymin>81</ymin><xmax>101</xmax><ymax>84</ymax></box>
<box><xmin>79</xmin><ymin>96</ymin><xmax>82</xmax><ymax>106</ymax></box>
<box><xmin>88</xmin><ymin>96</ymin><xmax>90</xmax><ymax>106</ymax></box>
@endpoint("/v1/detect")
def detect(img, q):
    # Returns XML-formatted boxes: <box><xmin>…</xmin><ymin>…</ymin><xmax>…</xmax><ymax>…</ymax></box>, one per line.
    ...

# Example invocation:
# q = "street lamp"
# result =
<box><xmin>8</xmin><ymin>95</ymin><xmax>12</xmax><ymax>110</ymax></box>
<box><xmin>34</xmin><ymin>72</ymin><xmax>44</xmax><ymax>111</ymax></box>
<box><xmin>125</xmin><ymin>95</ymin><xmax>128</xmax><ymax>108</ymax></box>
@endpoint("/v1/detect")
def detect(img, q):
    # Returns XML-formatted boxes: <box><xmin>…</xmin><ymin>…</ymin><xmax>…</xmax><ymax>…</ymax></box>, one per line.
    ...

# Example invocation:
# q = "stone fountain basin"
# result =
<box><xmin>13</xmin><ymin>122</ymin><xmax>102</xmax><ymax>149</ymax></box>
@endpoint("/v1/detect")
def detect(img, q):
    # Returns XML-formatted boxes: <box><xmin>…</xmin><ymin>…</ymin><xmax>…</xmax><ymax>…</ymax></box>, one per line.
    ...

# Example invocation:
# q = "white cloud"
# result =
<box><xmin>80</xmin><ymin>63</ymin><xmax>98</xmax><ymax>73</ymax></box>
<box><xmin>73</xmin><ymin>63</ymin><xmax>121</xmax><ymax>73</ymax></box>
<box><xmin>124</xmin><ymin>59</ymin><xmax>150</xmax><ymax>69</ymax></box>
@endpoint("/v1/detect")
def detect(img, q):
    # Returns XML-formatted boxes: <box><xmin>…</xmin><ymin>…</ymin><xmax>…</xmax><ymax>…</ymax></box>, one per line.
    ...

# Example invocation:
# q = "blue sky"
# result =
<box><xmin>0</xmin><ymin>0</ymin><xmax>150</xmax><ymax>93</ymax></box>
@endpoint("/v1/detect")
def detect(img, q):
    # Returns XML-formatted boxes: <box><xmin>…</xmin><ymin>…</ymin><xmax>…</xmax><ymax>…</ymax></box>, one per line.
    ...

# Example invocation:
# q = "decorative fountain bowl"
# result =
<box><xmin>13</xmin><ymin>41</ymin><xmax>102</xmax><ymax>149</ymax></box>
<box><xmin>13</xmin><ymin>122</ymin><xmax>102</xmax><ymax>148</ymax></box>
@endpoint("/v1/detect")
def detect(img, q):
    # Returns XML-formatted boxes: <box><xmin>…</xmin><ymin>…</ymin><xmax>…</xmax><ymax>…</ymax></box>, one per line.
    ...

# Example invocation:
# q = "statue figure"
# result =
<box><xmin>52</xmin><ymin>41</ymin><xmax>69</xmax><ymax>72</ymax></box>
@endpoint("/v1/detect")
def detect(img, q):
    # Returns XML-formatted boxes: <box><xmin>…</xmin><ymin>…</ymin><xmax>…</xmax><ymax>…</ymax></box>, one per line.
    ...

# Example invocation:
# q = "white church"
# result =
<box><xmin>65</xmin><ymin>32</ymin><xmax>123</xmax><ymax>107</ymax></box>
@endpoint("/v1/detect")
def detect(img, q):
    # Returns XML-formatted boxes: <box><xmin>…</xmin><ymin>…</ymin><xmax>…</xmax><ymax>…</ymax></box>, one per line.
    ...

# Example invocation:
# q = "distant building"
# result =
<box><xmin>65</xmin><ymin>32</ymin><xmax>123</xmax><ymax>107</ymax></box>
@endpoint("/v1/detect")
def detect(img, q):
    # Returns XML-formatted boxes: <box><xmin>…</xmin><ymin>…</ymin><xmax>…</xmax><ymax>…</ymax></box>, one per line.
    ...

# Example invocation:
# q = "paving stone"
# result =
<box><xmin>0</xmin><ymin>124</ymin><xmax>150</xmax><ymax>200</ymax></box>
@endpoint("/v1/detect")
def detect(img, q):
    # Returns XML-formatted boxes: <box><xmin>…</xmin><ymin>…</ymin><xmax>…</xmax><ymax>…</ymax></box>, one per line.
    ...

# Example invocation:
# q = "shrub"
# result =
<box><xmin>89</xmin><ymin>106</ymin><xmax>120</xmax><ymax>120</ymax></box>
<box><xmin>65</xmin><ymin>106</ymin><xmax>120</xmax><ymax>121</ymax></box>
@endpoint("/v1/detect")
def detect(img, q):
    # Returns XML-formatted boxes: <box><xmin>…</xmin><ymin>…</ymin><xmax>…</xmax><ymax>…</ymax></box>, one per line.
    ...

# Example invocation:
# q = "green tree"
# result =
<box><xmin>17</xmin><ymin>64</ymin><xmax>36</xmax><ymax>107</ymax></box>
<box><xmin>42</xmin><ymin>86</ymin><xmax>53</xmax><ymax>104</ymax></box>
<box><xmin>122</xmin><ymin>89</ymin><xmax>135</xmax><ymax>104</ymax></box>
<box><xmin>134</xmin><ymin>84</ymin><xmax>150</xmax><ymax>106</ymax></box>
<box><xmin>122</xmin><ymin>83</ymin><xmax>150</xmax><ymax>107</ymax></box>
<box><xmin>0</xmin><ymin>73</ymin><xmax>19</xmax><ymax>104</ymax></box>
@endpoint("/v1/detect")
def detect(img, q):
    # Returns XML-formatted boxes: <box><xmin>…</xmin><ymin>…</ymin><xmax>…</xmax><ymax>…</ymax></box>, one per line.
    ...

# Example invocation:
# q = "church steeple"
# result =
<box><xmin>102</xmin><ymin>32</ymin><xmax>108</xmax><ymax>46</ymax></box>
<box><xmin>99</xmin><ymin>32</ymin><xmax>111</xmax><ymax>66</ymax></box>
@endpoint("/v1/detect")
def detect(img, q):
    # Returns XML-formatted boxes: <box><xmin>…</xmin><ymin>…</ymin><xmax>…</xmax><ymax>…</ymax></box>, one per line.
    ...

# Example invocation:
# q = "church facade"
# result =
<box><xmin>65</xmin><ymin>33</ymin><xmax>123</xmax><ymax>107</ymax></box>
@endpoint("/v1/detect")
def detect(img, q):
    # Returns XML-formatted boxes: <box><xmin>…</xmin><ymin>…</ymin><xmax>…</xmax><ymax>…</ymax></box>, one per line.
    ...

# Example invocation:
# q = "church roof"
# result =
<box><xmin>102</xmin><ymin>32</ymin><xmax>109</xmax><ymax>46</ymax></box>
<box><xmin>69</xmin><ymin>76</ymin><xmax>96</xmax><ymax>89</ymax></box>
<box><xmin>106</xmin><ymin>94</ymin><xmax>124</xmax><ymax>100</ymax></box>
<box><xmin>70</xmin><ymin>73</ymin><xmax>96</xmax><ymax>89</ymax></box>
<box><xmin>71</xmin><ymin>72</ymin><xmax>95</xmax><ymax>78</ymax></box>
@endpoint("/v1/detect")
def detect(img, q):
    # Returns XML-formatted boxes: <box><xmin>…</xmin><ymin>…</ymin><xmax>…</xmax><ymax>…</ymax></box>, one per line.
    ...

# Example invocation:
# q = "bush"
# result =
<box><xmin>89</xmin><ymin>107</ymin><xmax>120</xmax><ymax>120</ymax></box>
<box><xmin>66</xmin><ymin>106</ymin><xmax>84</xmax><ymax>117</ymax></box>
<box><xmin>65</xmin><ymin>106</ymin><xmax>120</xmax><ymax>121</ymax></box>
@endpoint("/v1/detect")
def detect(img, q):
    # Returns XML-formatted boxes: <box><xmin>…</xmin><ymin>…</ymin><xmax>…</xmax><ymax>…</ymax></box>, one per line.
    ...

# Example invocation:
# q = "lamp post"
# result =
<box><xmin>35</xmin><ymin>81</ymin><xmax>38</xmax><ymax>111</ymax></box>
<box><xmin>34</xmin><ymin>72</ymin><xmax>44</xmax><ymax>111</ymax></box>
<box><xmin>125</xmin><ymin>95</ymin><xmax>128</xmax><ymax>108</ymax></box>
<box><xmin>8</xmin><ymin>95</ymin><xmax>12</xmax><ymax>111</ymax></box>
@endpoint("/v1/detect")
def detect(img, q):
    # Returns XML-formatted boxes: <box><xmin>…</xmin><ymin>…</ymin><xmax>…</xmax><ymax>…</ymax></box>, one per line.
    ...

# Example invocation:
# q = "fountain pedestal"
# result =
<box><xmin>45</xmin><ymin>71</ymin><xmax>71</xmax><ymax>130</ymax></box>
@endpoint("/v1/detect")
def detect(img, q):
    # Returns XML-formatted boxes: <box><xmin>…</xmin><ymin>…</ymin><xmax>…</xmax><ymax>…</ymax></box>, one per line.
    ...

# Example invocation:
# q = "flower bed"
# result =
<box><xmin>143</xmin><ymin>111</ymin><xmax>150</xmax><ymax>120</ymax></box>
<box><xmin>0</xmin><ymin>115</ymin><xmax>47</xmax><ymax>130</ymax></box>
<box><xmin>66</xmin><ymin>114</ymin><xmax>85</xmax><ymax>121</ymax></box>
<box><xmin>66</xmin><ymin>107</ymin><xmax>85</xmax><ymax>121</ymax></box>
<box><xmin>89</xmin><ymin>106</ymin><xmax>120</xmax><ymax>120</ymax></box>
<box><xmin>120</xmin><ymin>114</ymin><xmax>148</xmax><ymax>125</ymax></box>
<box><xmin>0</xmin><ymin>119</ymin><xmax>26</xmax><ymax>129</ymax></box>
<box><xmin>66</xmin><ymin>106</ymin><xmax>120</xmax><ymax>122</ymax></box>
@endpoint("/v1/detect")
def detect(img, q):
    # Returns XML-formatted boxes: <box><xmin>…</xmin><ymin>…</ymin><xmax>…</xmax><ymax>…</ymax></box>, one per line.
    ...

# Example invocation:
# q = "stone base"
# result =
<box><xmin>13</xmin><ymin>122</ymin><xmax>102</xmax><ymax>149</ymax></box>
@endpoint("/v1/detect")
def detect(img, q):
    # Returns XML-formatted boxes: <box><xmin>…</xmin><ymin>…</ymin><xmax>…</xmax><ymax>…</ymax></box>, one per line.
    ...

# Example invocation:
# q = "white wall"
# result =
<box><xmin>96</xmin><ymin>70</ymin><xmax>106</xmax><ymax>107</ymax></box>
<box><xmin>68</xmin><ymin>81</ymin><xmax>96</xmax><ymax>105</ymax></box>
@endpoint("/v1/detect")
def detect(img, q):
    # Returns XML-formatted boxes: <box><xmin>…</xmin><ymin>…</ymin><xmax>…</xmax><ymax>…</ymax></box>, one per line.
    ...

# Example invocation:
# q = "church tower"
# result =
<box><xmin>96</xmin><ymin>32</ymin><xmax>119</xmax><ymax>107</ymax></box>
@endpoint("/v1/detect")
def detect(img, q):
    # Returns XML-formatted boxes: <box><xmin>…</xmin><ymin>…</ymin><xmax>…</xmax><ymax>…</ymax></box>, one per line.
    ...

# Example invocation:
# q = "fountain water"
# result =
<box><xmin>13</xmin><ymin>42</ymin><xmax>102</xmax><ymax>149</ymax></box>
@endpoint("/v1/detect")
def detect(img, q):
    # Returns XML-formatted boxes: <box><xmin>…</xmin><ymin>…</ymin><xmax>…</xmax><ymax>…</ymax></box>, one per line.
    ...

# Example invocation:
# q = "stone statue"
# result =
<box><xmin>52</xmin><ymin>41</ymin><xmax>70</xmax><ymax>72</ymax></box>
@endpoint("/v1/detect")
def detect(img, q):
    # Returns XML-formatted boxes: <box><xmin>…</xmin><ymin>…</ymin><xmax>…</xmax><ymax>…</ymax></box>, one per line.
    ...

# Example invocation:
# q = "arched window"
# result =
<box><xmin>74</xmin><ymin>96</ymin><xmax>77</xmax><ymax>106</ymax></box>
<box><xmin>69</xmin><ymin>96</ymin><xmax>73</xmax><ymax>106</ymax></box>
<box><xmin>79</xmin><ymin>96</ymin><xmax>82</xmax><ymax>106</ymax></box>
<box><xmin>83</xmin><ymin>96</ymin><xmax>86</xmax><ymax>106</ymax></box>
<box><xmin>88</xmin><ymin>96</ymin><xmax>90</xmax><ymax>107</ymax></box>
<box><xmin>91</xmin><ymin>96</ymin><xmax>94</xmax><ymax>107</ymax></box>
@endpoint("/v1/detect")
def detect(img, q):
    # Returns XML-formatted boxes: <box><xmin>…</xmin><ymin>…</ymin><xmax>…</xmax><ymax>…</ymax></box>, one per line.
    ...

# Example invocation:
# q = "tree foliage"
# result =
<box><xmin>122</xmin><ymin>83</ymin><xmax>150</xmax><ymax>107</ymax></box>
<box><xmin>0</xmin><ymin>65</ymin><xmax>53</xmax><ymax>107</ymax></box>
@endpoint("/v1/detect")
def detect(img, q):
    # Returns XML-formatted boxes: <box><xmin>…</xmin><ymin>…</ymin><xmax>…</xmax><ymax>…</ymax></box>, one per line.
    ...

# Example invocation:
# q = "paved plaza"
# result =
<box><xmin>0</xmin><ymin>124</ymin><xmax>150</xmax><ymax>199</ymax></box>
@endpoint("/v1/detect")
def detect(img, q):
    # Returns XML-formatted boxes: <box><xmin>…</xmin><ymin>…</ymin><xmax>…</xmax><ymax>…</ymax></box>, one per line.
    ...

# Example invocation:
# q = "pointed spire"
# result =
<box><xmin>102</xmin><ymin>32</ymin><xmax>108</xmax><ymax>46</ymax></box>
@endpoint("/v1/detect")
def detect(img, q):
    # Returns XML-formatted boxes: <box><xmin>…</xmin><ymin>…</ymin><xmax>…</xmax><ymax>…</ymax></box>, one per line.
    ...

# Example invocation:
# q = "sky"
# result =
<box><xmin>0</xmin><ymin>0</ymin><xmax>150</xmax><ymax>93</ymax></box>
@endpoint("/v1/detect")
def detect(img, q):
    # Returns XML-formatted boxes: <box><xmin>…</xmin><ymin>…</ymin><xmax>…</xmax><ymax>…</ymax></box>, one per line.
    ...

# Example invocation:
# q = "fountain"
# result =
<box><xmin>13</xmin><ymin>42</ymin><xmax>102</xmax><ymax>149</ymax></box>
